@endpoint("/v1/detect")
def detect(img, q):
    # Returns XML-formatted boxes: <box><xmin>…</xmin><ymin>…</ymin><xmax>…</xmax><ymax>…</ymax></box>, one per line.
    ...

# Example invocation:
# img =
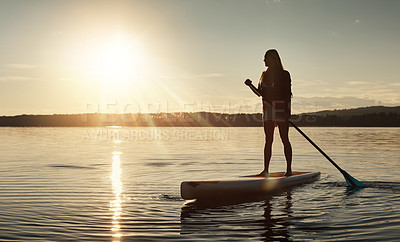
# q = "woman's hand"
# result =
<box><xmin>244</xmin><ymin>79</ymin><xmax>252</xmax><ymax>86</ymax></box>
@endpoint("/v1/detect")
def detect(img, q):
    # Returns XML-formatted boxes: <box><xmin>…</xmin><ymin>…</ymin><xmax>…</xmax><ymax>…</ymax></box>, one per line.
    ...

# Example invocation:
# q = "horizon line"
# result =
<box><xmin>1</xmin><ymin>105</ymin><xmax>399</xmax><ymax>117</ymax></box>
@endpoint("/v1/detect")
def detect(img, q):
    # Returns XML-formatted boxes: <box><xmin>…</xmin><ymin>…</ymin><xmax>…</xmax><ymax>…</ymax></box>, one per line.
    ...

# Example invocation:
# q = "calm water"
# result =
<box><xmin>0</xmin><ymin>127</ymin><xmax>399</xmax><ymax>241</ymax></box>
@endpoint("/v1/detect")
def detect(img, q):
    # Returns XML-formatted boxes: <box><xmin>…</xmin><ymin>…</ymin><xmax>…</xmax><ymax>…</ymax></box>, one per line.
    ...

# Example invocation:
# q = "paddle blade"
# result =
<box><xmin>341</xmin><ymin>170</ymin><xmax>366</xmax><ymax>187</ymax></box>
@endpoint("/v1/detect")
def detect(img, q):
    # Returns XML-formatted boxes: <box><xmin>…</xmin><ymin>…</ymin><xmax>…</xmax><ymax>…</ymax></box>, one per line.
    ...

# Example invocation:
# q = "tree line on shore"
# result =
<box><xmin>1</xmin><ymin>106</ymin><xmax>399</xmax><ymax>127</ymax></box>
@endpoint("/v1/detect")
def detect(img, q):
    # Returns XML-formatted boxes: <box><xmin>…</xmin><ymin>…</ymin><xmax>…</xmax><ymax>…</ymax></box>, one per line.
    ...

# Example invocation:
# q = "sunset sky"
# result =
<box><xmin>1</xmin><ymin>0</ymin><xmax>399</xmax><ymax>115</ymax></box>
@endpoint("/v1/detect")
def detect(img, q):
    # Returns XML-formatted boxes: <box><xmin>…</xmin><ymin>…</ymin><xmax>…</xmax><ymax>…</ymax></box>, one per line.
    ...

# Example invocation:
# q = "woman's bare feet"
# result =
<box><xmin>257</xmin><ymin>170</ymin><xmax>269</xmax><ymax>177</ymax></box>
<box><xmin>284</xmin><ymin>170</ymin><xmax>292</xmax><ymax>177</ymax></box>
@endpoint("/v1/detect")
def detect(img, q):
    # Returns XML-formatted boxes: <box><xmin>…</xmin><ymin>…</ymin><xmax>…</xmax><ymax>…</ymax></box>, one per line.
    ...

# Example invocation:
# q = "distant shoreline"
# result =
<box><xmin>1</xmin><ymin>106</ymin><xmax>399</xmax><ymax>127</ymax></box>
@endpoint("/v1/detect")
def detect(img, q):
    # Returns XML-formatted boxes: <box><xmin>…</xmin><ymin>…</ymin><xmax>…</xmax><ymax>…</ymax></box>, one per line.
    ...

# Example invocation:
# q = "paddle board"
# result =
<box><xmin>181</xmin><ymin>171</ymin><xmax>320</xmax><ymax>200</ymax></box>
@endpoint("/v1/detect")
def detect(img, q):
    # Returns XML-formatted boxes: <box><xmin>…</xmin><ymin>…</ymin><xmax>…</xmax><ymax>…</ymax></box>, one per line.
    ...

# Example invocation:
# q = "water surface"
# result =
<box><xmin>0</xmin><ymin>127</ymin><xmax>399</xmax><ymax>241</ymax></box>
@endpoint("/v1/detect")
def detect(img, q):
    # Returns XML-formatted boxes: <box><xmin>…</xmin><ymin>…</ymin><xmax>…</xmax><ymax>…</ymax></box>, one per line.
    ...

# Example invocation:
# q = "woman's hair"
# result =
<box><xmin>265</xmin><ymin>49</ymin><xmax>284</xmax><ymax>71</ymax></box>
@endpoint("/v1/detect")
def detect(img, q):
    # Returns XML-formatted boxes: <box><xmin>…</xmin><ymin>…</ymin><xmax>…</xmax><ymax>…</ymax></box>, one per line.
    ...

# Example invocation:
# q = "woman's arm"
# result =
<box><xmin>245</xmin><ymin>79</ymin><xmax>262</xmax><ymax>97</ymax></box>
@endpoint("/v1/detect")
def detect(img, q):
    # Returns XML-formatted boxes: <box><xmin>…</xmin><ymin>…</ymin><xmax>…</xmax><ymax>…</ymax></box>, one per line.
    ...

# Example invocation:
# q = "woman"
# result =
<box><xmin>246</xmin><ymin>49</ymin><xmax>292</xmax><ymax>176</ymax></box>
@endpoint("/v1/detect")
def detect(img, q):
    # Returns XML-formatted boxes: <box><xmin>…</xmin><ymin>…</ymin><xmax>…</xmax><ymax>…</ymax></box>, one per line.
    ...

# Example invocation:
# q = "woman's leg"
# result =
<box><xmin>278</xmin><ymin>120</ymin><xmax>292</xmax><ymax>176</ymax></box>
<box><xmin>261</xmin><ymin>120</ymin><xmax>275</xmax><ymax>175</ymax></box>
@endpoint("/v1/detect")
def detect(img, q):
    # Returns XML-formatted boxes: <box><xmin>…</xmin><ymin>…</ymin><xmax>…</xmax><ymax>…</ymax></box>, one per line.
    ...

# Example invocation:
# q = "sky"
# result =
<box><xmin>0</xmin><ymin>0</ymin><xmax>399</xmax><ymax>115</ymax></box>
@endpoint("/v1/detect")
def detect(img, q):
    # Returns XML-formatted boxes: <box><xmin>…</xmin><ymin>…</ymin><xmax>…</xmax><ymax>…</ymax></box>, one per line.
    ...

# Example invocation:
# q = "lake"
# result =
<box><xmin>0</xmin><ymin>127</ymin><xmax>399</xmax><ymax>241</ymax></box>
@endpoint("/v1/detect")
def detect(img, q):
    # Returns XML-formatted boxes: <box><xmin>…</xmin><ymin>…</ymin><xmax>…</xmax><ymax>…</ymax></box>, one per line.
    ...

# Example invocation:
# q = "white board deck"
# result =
<box><xmin>181</xmin><ymin>171</ymin><xmax>320</xmax><ymax>200</ymax></box>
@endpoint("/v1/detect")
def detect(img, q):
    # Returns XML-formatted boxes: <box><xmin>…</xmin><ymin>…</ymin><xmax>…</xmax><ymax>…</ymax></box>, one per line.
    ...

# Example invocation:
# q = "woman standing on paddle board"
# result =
<box><xmin>245</xmin><ymin>49</ymin><xmax>292</xmax><ymax>176</ymax></box>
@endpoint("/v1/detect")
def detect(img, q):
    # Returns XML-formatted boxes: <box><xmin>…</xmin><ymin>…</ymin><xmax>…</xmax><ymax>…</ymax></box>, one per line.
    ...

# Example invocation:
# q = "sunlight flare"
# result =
<box><xmin>86</xmin><ymin>32</ymin><xmax>147</xmax><ymax>91</ymax></box>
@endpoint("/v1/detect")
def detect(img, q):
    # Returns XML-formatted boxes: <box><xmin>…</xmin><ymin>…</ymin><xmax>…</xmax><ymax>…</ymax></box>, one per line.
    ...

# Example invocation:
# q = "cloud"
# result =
<box><xmin>4</xmin><ymin>64</ymin><xmax>36</xmax><ymax>69</ymax></box>
<box><xmin>345</xmin><ymin>81</ymin><xmax>369</xmax><ymax>85</ymax></box>
<box><xmin>294</xmin><ymin>79</ymin><xmax>328</xmax><ymax>87</ymax></box>
<box><xmin>0</xmin><ymin>75</ymin><xmax>36</xmax><ymax>82</ymax></box>
<box><xmin>158</xmin><ymin>74</ymin><xmax>194</xmax><ymax>80</ymax></box>
<box><xmin>1</xmin><ymin>64</ymin><xmax>38</xmax><ymax>83</ymax></box>
<box><xmin>388</xmin><ymin>82</ymin><xmax>400</xmax><ymax>87</ymax></box>
<box><xmin>158</xmin><ymin>73</ymin><xmax>225</xmax><ymax>80</ymax></box>
<box><xmin>265</xmin><ymin>0</ymin><xmax>281</xmax><ymax>4</ymax></box>
<box><xmin>292</xmin><ymin>79</ymin><xmax>400</xmax><ymax>112</ymax></box>
<box><xmin>292</xmin><ymin>96</ymin><xmax>377</xmax><ymax>114</ymax></box>
<box><xmin>197</xmin><ymin>73</ymin><xmax>225</xmax><ymax>78</ymax></box>
<box><xmin>337</xmin><ymin>81</ymin><xmax>400</xmax><ymax>104</ymax></box>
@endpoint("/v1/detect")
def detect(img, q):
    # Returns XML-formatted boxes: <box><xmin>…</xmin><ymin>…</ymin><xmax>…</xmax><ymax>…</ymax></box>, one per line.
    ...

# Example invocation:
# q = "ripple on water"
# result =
<box><xmin>1</xmin><ymin>127</ymin><xmax>399</xmax><ymax>241</ymax></box>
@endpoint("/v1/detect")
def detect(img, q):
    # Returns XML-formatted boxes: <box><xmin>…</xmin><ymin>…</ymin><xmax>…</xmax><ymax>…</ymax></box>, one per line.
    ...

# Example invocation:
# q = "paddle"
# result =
<box><xmin>245</xmin><ymin>79</ymin><xmax>365</xmax><ymax>187</ymax></box>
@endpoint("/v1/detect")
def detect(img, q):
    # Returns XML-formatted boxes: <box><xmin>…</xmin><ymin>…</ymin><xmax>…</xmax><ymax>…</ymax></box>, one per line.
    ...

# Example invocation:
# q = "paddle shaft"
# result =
<box><xmin>289</xmin><ymin>122</ymin><xmax>346</xmax><ymax>173</ymax></box>
<box><xmin>245</xmin><ymin>82</ymin><xmax>358</xmax><ymax>185</ymax></box>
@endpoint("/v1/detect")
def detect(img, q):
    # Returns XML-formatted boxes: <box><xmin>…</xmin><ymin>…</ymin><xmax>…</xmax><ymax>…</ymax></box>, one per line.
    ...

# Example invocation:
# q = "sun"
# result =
<box><xmin>88</xmin><ymin>33</ymin><xmax>146</xmax><ymax>89</ymax></box>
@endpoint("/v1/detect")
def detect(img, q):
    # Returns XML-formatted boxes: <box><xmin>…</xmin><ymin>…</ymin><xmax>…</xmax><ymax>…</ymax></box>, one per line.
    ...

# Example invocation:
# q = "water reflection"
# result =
<box><xmin>261</xmin><ymin>192</ymin><xmax>293</xmax><ymax>241</ymax></box>
<box><xmin>180</xmin><ymin>192</ymin><xmax>293</xmax><ymax>241</ymax></box>
<box><xmin>110</xmin><ymin>150</ymin><xmax>123</xmax><ymax>240</ymax></box>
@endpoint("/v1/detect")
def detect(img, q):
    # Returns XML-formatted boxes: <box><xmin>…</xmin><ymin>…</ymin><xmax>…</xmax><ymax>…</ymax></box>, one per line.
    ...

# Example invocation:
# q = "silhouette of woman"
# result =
<box><xmin>245</xmin><ymin>49</ymin><xmax>292</xmax><ymax>176</ymax></box>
